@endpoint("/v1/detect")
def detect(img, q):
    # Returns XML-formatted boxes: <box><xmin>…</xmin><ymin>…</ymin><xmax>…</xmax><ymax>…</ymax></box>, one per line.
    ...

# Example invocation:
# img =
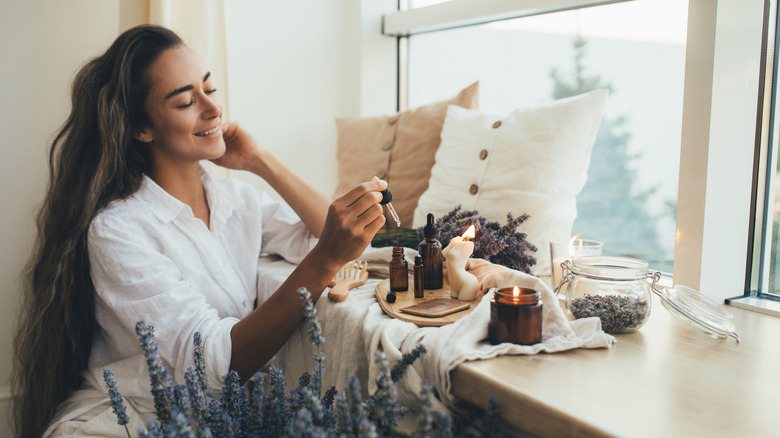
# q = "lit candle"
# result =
<box><xmin>442</xmin><ymin>224</ymin><xmax>480</xmax><ymax>301</ymax></box>
<box><xmin>488</xmin><ymin>286</ymin><xmax>543</xmax><ymax>345</ymax></box>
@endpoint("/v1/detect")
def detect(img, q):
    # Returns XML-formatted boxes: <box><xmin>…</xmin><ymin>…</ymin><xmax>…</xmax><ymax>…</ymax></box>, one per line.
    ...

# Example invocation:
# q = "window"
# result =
<box><xmin>385</xmin><ymin>0</ymin><xmax>768</xmax><ymax>305</ymax></box>
<box><xmin>742</xmin><ymin>0</ymin><xmax>780</xmax><ymax>309</ymax></box>
<box><xmin>393</xmin><ymin>0</ymin><xmax>688</xmax><ymax>272</ymax></box>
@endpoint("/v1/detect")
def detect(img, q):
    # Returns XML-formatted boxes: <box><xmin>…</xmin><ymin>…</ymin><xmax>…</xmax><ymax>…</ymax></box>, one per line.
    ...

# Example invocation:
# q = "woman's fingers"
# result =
<box><xmin>340</xmin><ymin>179</ymin><xmax>387</xmax><ymax>208</ymax></box>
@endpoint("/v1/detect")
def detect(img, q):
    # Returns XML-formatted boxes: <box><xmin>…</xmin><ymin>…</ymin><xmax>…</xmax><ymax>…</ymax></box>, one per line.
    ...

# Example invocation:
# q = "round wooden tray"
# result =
<box><xmin>374</xmin><ymin>277</ymin><xmax>485</xmax><ymax>327</ymax></box>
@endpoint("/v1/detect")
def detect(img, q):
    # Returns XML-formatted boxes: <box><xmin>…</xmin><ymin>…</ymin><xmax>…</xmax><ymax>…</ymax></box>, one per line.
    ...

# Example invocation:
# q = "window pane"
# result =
<box><xmin>406</xmin><ymin>0</ymin><xmax>687</xmax><ymax>272</ymax></box>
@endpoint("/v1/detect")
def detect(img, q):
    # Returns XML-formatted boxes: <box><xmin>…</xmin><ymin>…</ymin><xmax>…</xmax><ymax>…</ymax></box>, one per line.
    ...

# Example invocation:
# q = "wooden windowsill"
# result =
<box><xmin>450</xmin><ymin>292</ymin><xmax>780</xmax><ymax>437</ymax></box>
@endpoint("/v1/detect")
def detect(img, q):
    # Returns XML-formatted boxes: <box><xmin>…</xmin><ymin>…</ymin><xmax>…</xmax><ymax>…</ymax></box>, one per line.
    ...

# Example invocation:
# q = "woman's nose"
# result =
<box><xmin>202</xmin><ymin>95</ymin><xmax>221</xmax><ymax>119</ymax></box>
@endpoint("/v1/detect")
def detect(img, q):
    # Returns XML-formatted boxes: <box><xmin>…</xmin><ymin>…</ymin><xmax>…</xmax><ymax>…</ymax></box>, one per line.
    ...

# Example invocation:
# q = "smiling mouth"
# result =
<box><xmin>195</xmin><ymin>126</ymin><xmax>220</xmax><ymax>136</ymax></box>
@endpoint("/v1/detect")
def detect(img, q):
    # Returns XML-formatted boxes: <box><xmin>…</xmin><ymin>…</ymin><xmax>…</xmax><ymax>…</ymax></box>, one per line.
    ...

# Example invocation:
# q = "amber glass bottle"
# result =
<box><xmin>414</xmin><ymin>255</ymin><xmax>425</xmax><ymax>298</ymax></box>
<box><xmin>418</xmin><ymin>213</ymin><xmax>443</xmax><ymax>289</ymax></box>
<box><xmin>389</xmin><ymin>246</ymin><xmax>409</xmax><ymax>292</ymax></box>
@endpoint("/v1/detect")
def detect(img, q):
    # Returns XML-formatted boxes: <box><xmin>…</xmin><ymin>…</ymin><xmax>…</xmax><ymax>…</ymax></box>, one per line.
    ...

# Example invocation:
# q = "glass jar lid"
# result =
<box><xmin>655</xmin><ymin>285</ymin><xmax>740</xmax><ymax>342</ymax></box>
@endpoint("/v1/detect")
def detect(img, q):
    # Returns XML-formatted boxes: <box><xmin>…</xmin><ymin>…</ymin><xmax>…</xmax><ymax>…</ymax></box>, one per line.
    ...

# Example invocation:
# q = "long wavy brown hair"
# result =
<box><xmin>11</xmin><ymin>25</ymin><xmax>183</xmax><ymax>438</ymax></box>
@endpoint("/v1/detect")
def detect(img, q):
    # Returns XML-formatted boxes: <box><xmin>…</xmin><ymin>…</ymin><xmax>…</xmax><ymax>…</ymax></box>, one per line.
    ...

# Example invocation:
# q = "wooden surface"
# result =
<box><xmin>375</xmin><ymin>278</ymin><xmax>485</xmax><ymax>327</ymax></box>
<box><xmin>450</xmin><ymin>292</ymin><xmax>780</xmax><ymax>437</ymax></box>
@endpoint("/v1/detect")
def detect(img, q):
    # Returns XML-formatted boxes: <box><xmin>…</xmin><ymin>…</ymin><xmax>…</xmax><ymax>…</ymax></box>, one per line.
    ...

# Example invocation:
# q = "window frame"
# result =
<box><xmin>383</xmin><ymin>0</ymin><xmax>768</xmax><ymax>305</ymax></box>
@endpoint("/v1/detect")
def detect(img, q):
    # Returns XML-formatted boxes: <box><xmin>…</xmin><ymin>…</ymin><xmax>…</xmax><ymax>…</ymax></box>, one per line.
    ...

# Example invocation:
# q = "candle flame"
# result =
<box><xmin>512</xmin><ymin>286</ymin><xmax>520</xmax><ymax>297</ymax></box>
<box><xmin>462</xmin><ymin>224</ymin><xmax>476</xmax><ymax>240</ymax></box>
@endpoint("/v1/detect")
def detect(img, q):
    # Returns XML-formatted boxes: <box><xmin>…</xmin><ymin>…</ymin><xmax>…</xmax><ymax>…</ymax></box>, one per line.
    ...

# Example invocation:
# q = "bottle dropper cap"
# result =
<box><xmin>423</xmin><ymin>213</ymin><xmax>438</xmax><ymax>238</ymax></box>
<box><xmin>380</xmin><ymin>188</ymin><xmax>393</xmax><ymax>205</ymax></box>
<box><xmin>415</xmin><ymin>255</ymin><xmax>422</xmax><ymax>266</ymax></box>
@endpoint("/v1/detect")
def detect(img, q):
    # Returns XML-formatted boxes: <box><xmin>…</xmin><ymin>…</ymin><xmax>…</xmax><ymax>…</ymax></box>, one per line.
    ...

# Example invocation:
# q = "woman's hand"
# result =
<box><xmin>313</xmin><ymin>179</ymin><xmax>387</xmax><ymax>268</ymax></box>
<box><xmin>210</xmin><ymin>122</ymin><xmax>268</xmax><ymax>173</ymax></box>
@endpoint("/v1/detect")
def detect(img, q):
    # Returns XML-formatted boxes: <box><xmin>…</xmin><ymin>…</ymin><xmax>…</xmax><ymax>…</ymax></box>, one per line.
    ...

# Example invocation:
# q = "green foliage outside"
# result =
<box><xmin>551</xmin><ymin>36</ymin><xmax>671</xmax><ymax>271</ymax></box>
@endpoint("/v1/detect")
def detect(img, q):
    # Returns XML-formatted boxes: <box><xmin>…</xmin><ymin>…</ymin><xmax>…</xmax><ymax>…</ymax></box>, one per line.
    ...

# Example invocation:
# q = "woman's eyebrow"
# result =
<box><xmin>165</xmin><ymin>72</ymin><xmax>212</xmax><ymax>99</ymax></box>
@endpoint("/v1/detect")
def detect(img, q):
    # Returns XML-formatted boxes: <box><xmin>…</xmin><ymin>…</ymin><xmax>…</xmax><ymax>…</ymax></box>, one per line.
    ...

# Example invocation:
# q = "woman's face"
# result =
<box><xmin>136</xmin><ymin>45</ymin><xmax>225</xmax><ymax>166</ymax></box>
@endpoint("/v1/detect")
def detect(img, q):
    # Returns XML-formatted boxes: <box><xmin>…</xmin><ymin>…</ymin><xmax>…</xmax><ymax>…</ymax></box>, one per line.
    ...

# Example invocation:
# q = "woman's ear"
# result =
<box><xmin>133</xmin><ymin>128</ymin><xmax>153</xmax><ymax>143</ymax></box>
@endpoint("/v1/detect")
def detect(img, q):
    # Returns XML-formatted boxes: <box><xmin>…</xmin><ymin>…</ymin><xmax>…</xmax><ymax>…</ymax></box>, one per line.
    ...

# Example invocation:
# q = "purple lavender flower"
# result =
<box><xmin>163</xmin><ymin>411</ymin><xmax>195</xmax><ymax>438</ymax></box>
<box><xmin>102</xmin><ymin>368</ymin><xmax>131</xmax><ymax>437</ymax></box>
<box><xmin>298</xmin><ymin>287</ymin><xmax>326</xmax><ymax>397</ymax></box>
<box><xmin>390</xmin><ymin>344</ymin><xmax>427</xmax><ymax>382</ymax></box>
<box><xmin>136</xmin><ymin>321</ymin><xmax>174</xmax><ymax>425</ymax></box>
<box><xmin>221</xmin><ymin>370</ymin><xmax>248</xmax><ymax>432</ymax></box>
<box><xmin>334</xmin><ymin>391</ymin><xmax>351</xmax><ymax>436</ymax></box>
<box><xmin>367</xmin><ymin>350</ymin><xmax>401</xmax><ymax>435</ymax></box>
<box><xmin>137</xmin><ymin>418</ymin><xmax>163</xmax><ymax>438</ymax></box>
<box><xmin>418</xmin><ymin>380</ymin><xmax>435</xmax><ymax>435</ymax></box>
<box><xmin>357</xmin><ymin>418</ymin><xmax>378</xmax><ymax>438</ymax></box>
<box><xmin>184</xmin><ymin>367</ymin><xmax>208</xmax><ymax>427</ymax></box>
<box><xmin>246</xmin><ymin>374</ymin><xmax>264</xmax><ymax>436</ymax></box>
<box><xmin>262</xmin><ymin>365</ymin><xmax>290</xmax><ymax>435</ymax></box>
<box><xmin>192</xmin><ymin>332</ymin><xmax>208</xmax><ymax>391</ymax></box>
<box><xmin>347</xmin><ymin>375</ymin><xmax>367</xmax><ymax>435</ymax></box>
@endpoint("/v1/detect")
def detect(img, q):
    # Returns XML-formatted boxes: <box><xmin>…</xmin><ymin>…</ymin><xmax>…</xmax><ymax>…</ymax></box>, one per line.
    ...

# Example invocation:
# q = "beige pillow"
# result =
<box><xmin>334</xmin><ymin>82</ymin><xmax>479</xmax><ymax>227</ymax></box>
<box><xmin>413</xmin><ymin>89</ymin><xmax>609</xmax><ymax>276</ymax></box>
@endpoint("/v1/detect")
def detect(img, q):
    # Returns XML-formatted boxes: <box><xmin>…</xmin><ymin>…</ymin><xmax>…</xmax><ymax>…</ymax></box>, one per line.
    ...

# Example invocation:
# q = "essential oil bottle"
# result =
<box><xmin>389</xmin><ymin>246</ymin><xmax>409</xmax><ymax>292</ymax></box>
<box><xmin>418</xmin><ymin>213</ymin><xmax>443</xmax><ymax>290</ymax></box>
<box><xmin>414</xmin><ymin>255</ymin><xmax>425</xmax><ymax>298</ymax></box>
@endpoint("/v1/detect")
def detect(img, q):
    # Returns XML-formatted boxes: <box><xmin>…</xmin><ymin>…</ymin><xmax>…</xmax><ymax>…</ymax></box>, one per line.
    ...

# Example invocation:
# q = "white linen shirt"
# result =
<box><xmin>48</xmin><ymin>167</ymin><xmax>317</xmax><ymax>431</ymax></box>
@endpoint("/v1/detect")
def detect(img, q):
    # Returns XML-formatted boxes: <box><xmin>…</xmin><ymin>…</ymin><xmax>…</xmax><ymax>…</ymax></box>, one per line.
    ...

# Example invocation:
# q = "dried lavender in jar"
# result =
<box><xmin>570</xmin><ymin>294</ymin><xmax>649</xmax><ymax>334</ymax></box>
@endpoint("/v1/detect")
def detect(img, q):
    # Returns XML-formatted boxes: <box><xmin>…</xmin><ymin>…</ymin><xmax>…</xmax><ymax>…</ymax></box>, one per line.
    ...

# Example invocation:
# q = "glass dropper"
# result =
<box><xmin>380</xmin><ymin>188</ymin><xmax>401</xmax><ymax>227</ymax></box>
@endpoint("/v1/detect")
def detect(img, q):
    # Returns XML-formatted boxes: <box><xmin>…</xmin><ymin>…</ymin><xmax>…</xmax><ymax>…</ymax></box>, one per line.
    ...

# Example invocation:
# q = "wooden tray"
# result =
<box><xmin>375</xmin><ymin>277</ymin><xmax>485</xmax><ymax>327</ymax></box>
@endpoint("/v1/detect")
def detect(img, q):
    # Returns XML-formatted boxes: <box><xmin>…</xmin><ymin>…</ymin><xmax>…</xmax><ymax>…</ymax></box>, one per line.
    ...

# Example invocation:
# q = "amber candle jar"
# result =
<box><xmin>488</xmin><ymin>287</ymin><xmax>543</xmax><ymax>345</ymax></box>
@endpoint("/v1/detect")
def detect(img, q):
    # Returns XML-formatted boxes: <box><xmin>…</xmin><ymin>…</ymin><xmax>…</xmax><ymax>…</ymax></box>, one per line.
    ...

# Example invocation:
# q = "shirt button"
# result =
<box><xmin>469</xmin><ymin>184</ymin><xmax>479</xmax><ymax>195</ymax></box>
<box><xmin>479</xmin><ymin>149</ymin><xmax>488</xmax><ymax>160</ymax></box>
<box><xmin>242</xmin><ymin>301</ymin><xmax>248</xmax><ymax>308</ymax></box>
<box><xmin>388</xmin><ymin>115</ymin><xmax>400</xmax><ymax>125</ymax></box>
<box><xmin>377</xmin><ymin>170</ymin><xmax>388</xmax><ymax>180</ymax></box>
<box><xmin>219</xmin><ymin>260</ymin><xmax>224</xmax><ymax>267</ymax></box>
<box><xmin>382</xmin><ymin>142</ymin><xmax>394</xmax><ymax>151</ymax></box>
<box><xmin>492</xmin><ymin>120</ymin><xmax>502</xmax><ymax>129</ymax></box>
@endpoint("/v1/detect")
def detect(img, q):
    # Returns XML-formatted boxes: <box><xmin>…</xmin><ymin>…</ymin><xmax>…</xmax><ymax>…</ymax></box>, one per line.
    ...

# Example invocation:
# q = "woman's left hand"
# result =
<box><xmin>210</xmin><ymin>122</ymin><xmax>267</xmax><ymax>172</ymax></box>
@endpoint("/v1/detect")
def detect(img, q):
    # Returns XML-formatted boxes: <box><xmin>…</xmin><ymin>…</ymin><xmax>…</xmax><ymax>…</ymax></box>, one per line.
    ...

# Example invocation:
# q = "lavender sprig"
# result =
<box><xmin>163</xmin><ymin>411</ymin><xmax>195</xmax><ymax>438</ymax></box>
<box><xmin>221</xmin><ymin>370</ymin><xmax>248</xmax><ymax>432</ymax></box>
<box><xmin>136</xmin><ymin>321</ymin><xmax>174</xmax><ymax>425</ymax></box>
<box><xmin>184</xmin><ymin>367</ymin><xmax>209</xmax><ymax>428</ymax></box>
<box><xmin>334</xmin><ymin>391</ymin><xmax>352</xmax><ymax>436</ymax></box>
<box><xmin>192</xmin><ymin>332</ymin><xmax>208</xmax><ymax>391</ymax></box>
<box><xmin>246</xmin><ymin>374</ymin><xmax>264</xmax><ymax>436</ymax></box>
<box><xmin>102</xmin><ymin>369</ymin><xmax>131</xmax><ymax>438</ymax></box>
<box><xmin>298</xmin><ymin>287</ymin><xmax>326</xmax><ymax>398</ymax></box>
<box><xmin>138</xmin><ymin>418</ymin><xmax>163</xmax><ymax>438</ymax></box>
<box><xmin>367</xmin><ymin>350</ymin><xmax>402</xmax><ymax>435</ymax></box>
<box><xmin>418</xmin><ymin>380</ymin><xmax>435</xmax><ymax>435</ymax></box>
<box><xmin>347</xmin><ymin>375</ymin><xmax>367</xmax><ymax>436</ymax></box>
<box><xmin>390</xmin><ymin>344</ymin><xmax>427</xmax><ymax>382</ymax></box>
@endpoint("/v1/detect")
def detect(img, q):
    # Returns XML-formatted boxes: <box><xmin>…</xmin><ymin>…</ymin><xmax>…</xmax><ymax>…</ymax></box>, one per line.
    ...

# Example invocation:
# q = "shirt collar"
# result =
<box><xmin>136</xmin><ymin>165</ymin><xmax>242</xmax><ymax>230</ymax></box>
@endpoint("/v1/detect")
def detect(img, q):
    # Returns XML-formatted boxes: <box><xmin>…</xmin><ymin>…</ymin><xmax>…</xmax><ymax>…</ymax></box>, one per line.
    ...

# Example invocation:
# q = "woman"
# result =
<box><xmin>12</xmin><ymin>25</ymin><xmax>386</xmax><ymax>437</ymax></box>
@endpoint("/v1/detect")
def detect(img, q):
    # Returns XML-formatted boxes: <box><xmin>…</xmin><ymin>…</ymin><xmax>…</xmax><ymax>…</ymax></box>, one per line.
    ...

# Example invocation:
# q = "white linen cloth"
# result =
<box><xmin>46</xmin><ymin>167</ymin><xmax>317</xmax><ymax>436</ymax></box>
<box><xmin>267</xmin><ymin>246</ymin><xmax>615</xmax><ymax>414</ymax></box>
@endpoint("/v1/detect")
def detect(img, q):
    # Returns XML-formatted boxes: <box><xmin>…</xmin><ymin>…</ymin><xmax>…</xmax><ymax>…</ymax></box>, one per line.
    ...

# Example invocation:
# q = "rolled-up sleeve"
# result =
<box><xmin>257</xmin><ymin>191</ymin><xmax>318</xmax><ymax>264</ymax></box>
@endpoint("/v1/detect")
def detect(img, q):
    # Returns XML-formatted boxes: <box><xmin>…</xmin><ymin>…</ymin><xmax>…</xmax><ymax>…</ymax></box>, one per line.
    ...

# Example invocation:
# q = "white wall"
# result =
<box><xmin>0</xmin><ymin>1</ymin><xmax>123</xmax><ymax>433</ymax></box>
<box><xmin>225</xmin><ymin>0</ymin><xmax>397</xmax><ymax>198</ymax></box>
<box><xmin>0</xmin><ymin>0</ymin><xmax>395</xmax><ymax>433</ymax></box>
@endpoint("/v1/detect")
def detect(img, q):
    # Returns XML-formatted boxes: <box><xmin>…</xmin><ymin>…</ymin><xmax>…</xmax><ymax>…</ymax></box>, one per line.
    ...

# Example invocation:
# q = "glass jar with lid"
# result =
<box><xmin>559</xmin><ymin>256</ymin><xmax>653</xmax><ymax>334</ymax></box>
<box><xmin>557</xmin><ymin>255</ymin><xmax>740</xmax><ymax>341</ymax></box>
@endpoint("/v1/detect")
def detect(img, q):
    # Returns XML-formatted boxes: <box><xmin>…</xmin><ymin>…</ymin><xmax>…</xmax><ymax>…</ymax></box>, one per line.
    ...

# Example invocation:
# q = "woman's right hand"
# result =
<box><xmin>314</xmin><ymin>179</ymin><xmax>387</xmax><ymax>268</ymax></box>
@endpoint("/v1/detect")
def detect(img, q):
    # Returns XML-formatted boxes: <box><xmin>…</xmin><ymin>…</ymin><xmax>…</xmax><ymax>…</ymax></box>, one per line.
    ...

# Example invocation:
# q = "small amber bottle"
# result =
<box><xmin>413</xmin><ymin>255</ymin><xmax>425</xmax><ymax>298</ymax></box>
<box><xmin>389</xmin><ymin>247</ymin><xmax>409</xmax><ymax>292</ymax></box>
<box><xmin>418</xmin><ymin>213</ymin><xmax>443</xmax><ymax>290</ymax></box>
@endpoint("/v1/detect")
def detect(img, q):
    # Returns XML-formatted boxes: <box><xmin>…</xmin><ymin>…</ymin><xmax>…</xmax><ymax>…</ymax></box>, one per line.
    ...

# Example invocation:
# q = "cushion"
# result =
<box><xmin>412</xmin><ymin>89</ymin><xmax>609</xmax><ymax>276</ymax></box>
<box><xmin>333</xmin><ymin>82</ymin><xmax>479</xmax><ymax>227</ymax></box>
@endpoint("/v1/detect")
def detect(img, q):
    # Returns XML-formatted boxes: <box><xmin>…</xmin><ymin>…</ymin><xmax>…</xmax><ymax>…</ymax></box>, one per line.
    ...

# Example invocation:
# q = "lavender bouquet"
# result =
<box><xmin>103</xmin><ymin>287</ymin><xmax>503</xmax><ymax>437</ymax></box>
<box><xmin>372</xmin><ymin>205</ymin><xmax>537</xmax><ymax>274</ymax></box>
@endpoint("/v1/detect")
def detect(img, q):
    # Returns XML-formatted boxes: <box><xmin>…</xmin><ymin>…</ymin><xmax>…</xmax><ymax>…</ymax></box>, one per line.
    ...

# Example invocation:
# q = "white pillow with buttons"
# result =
<box><xmin>412</xmin><ymin>89</ymin><xmax>608</xmax><ymax>276</ymax></box>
